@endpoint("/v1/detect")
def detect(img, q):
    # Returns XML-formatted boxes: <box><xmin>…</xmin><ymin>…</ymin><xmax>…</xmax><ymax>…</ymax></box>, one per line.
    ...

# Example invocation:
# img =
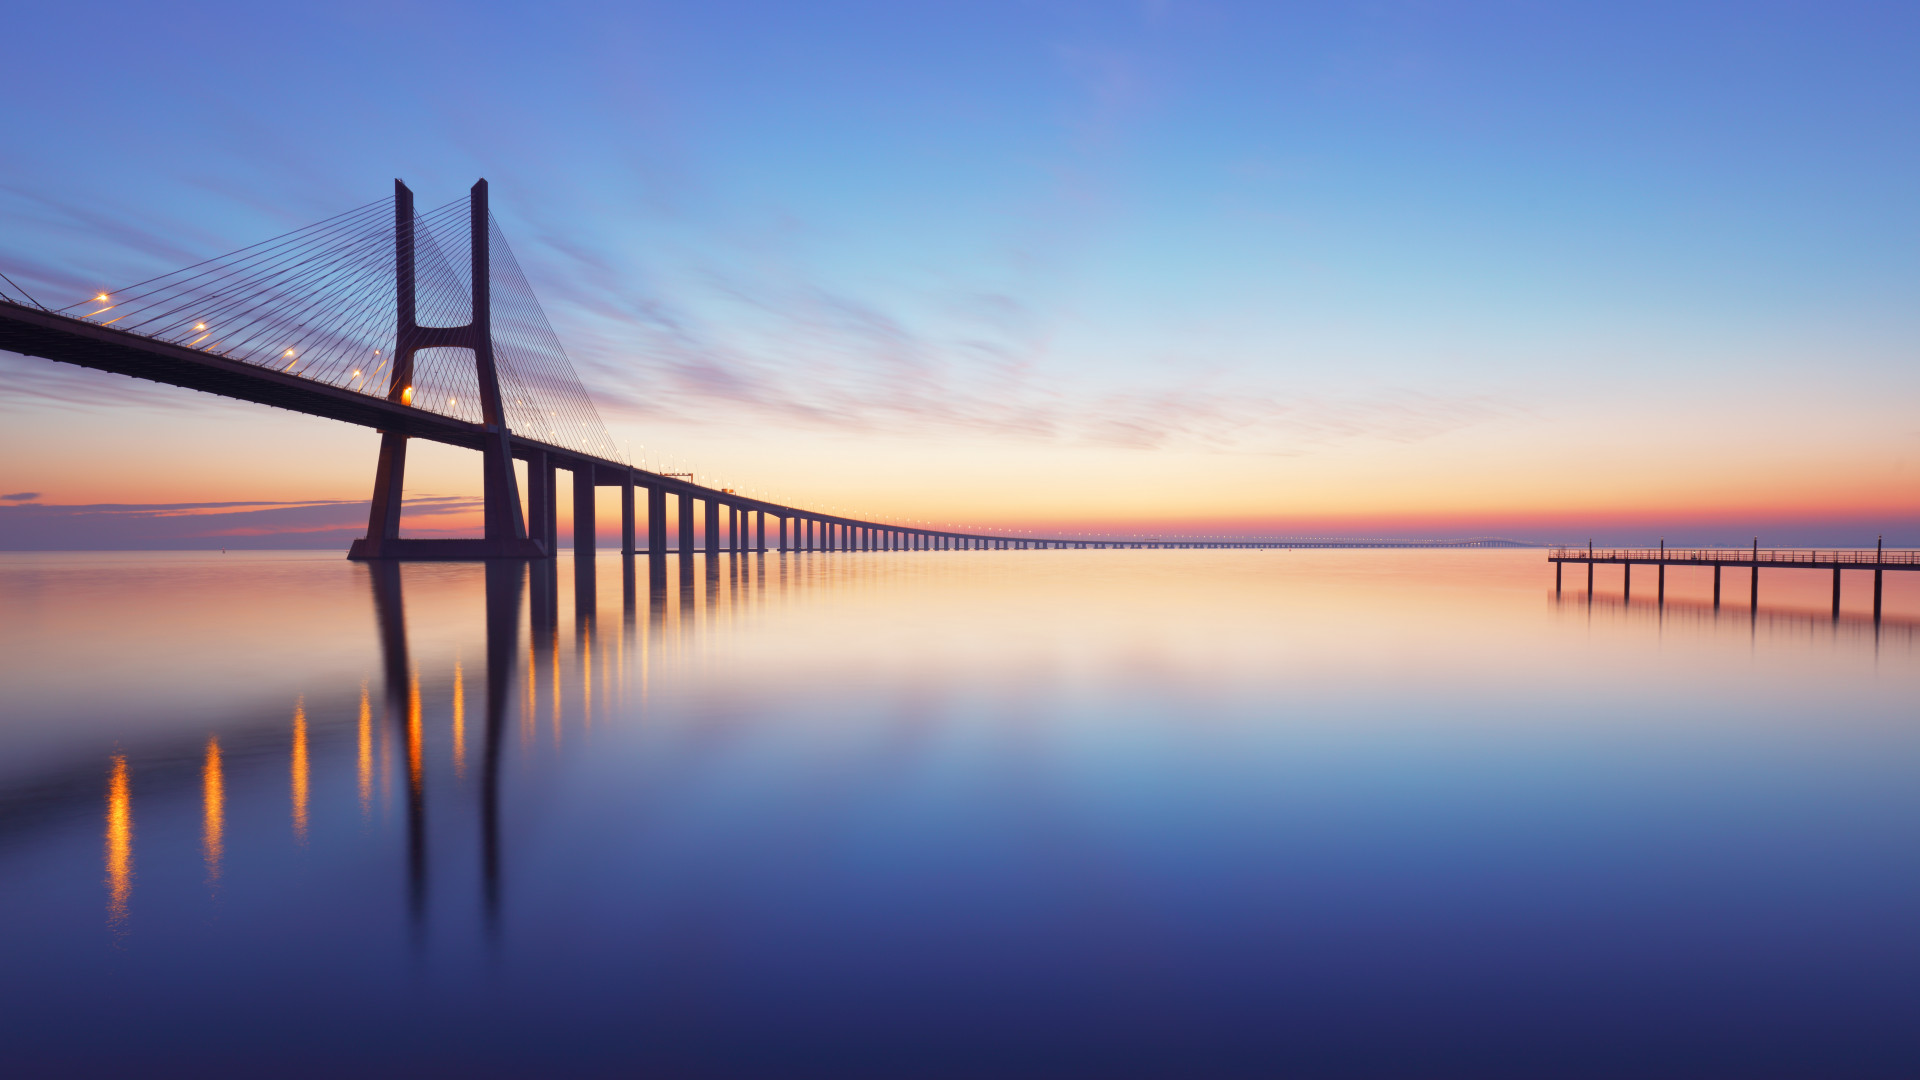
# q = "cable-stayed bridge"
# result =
<box><xmin>0</xmin><ymin>179</ymin><xmax>1524</xmax><ymax>558</ymax></box>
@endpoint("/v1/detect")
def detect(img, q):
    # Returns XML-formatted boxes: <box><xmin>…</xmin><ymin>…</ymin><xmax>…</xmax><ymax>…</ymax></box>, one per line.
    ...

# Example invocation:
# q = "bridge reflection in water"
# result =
<box><xmin>96</xmin><ymin>549</ymin><xmax>797</xmax><ymax>940</ymax></box>
<box><xmin>3</xmin><ymin>547</ymin><xmax>1912</xmax><ymax>1073</ymax></box>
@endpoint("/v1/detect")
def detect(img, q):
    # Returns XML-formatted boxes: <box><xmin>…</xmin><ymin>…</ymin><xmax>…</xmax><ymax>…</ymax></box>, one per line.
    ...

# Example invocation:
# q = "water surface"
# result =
<box><xmin>2</xmin><ymin>549</ymin><xmax>1918</xmax><ymax>1077</ymax></box>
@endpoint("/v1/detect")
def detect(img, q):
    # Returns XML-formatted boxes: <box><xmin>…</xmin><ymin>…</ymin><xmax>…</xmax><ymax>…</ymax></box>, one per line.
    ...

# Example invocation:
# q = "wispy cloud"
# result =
<box><xmin>550</xmin><ymin>263</ymin><xmax>1517</xmax><ymax>455</ymax></box>
<box><xmin>0</xmin><ymin>496</ymin><xmax>481</xmax><ymax>550</ymax></box>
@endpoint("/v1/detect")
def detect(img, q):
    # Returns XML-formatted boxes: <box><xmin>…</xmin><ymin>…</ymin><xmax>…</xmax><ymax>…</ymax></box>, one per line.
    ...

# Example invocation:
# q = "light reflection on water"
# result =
<box><xmin>1</xmin><ymin>548</ymin><xmax>1919</xmax><ymax>1076</ymax></box>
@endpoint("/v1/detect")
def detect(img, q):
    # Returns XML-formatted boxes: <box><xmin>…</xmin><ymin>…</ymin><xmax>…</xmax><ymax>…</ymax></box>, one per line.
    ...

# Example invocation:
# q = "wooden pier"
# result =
<box><xmin>1548</xmin><ymin>539</ymin><xmax>1912</xmax><ymax>620</ymax></box>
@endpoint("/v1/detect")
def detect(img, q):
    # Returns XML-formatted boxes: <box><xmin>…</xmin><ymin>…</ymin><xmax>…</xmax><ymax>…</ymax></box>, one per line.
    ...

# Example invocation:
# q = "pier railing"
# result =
<box><xmin>1548</xmin><ymin>547</ymin><xmax>1918</xmax><ymax>567</ymax></box>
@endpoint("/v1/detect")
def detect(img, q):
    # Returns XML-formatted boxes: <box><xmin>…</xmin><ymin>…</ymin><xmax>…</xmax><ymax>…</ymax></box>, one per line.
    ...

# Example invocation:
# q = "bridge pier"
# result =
<box><xmin>1713</xmin><ymin>565</ymin><xmax>1721</xmax><ymax>609</ymax></box>
<box><xmin>1624</xmin><ymin>562</ymin><xmax>1631</xmax><ymax>602</ymax></box>
<box><xmin>573</xmin><ymin>466</ymin><xmax>595</xmax><ymax>559</ymax></box>
<box><xmin>621</xmin><ymin>477</ymin><xmax>636</xmax><ymax>554</ymax></box>
<box><xmin>1833</xmin><ymin>567</ymin><xmax>1842</xmax><ymax>620</ymax></box>
<box><xmin>647</xmin><ymin>485</ymin><xmax>666</xmax><ymax>554</ymax></box>
<box><xmin>705</xmin><ymin>500</ymin><xmax>720</xmax><ymax>558</ymax></box>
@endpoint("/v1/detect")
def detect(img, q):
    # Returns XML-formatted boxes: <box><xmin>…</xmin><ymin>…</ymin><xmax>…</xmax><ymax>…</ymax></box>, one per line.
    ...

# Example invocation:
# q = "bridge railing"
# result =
<box><xmin>1548</xmin><ymin>547</ymin><xmax>1918</xmax><ymax>566</ymax></box>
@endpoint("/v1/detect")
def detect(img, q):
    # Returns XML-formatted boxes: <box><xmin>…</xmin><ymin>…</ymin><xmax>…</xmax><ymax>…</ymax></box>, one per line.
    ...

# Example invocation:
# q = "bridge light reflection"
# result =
<box><xmin>105</xmin><ymin>754</ymin><xmax>131</xmax><ymax>931</ymax></box>
<box><xmin>400</xmin><ymin>386</ymin><xmax>414</xmax><ymax>406</ymax></box>
<box><xmin>452</xmin><ymin>658</ymin><xmax>466</xmax><ymax>779</ymax></box>
<box><xmin>202</xmin><ymin>737</ymin><xmax>224</xmax><ymax>887</ymax></box>
<box><xmin>291</xmin><ymin>699</ymin><xmax>309</xmax><ymax>844</ymax></box>
<box><xmin>357</xmin><ymin>681</ymin><xmax>372</xmax><ymax>821</ymax></box>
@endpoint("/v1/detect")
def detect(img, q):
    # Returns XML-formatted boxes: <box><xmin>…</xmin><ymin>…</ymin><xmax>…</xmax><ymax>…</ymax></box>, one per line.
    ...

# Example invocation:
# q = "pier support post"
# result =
<box><xmin>1586</xmin><ymin>560</ymin><xmax>1593</xmax><ymax>594</ymax></box>
<box><xmin>526</xmin><ymin>450</ymin><xmax>550</xmax><ymax>555</ymax></box>
<box><xmin>1713</xmin><ymin>565</ymin><xmax>1721</xmax><ymax>609</ymax></box>
<box><xmin>1833</xmin><ymin>567</ymin><xmax>1842</xmax><ymax>620</ymax></box>
<box><xmin>677</xmin><ymin>492</ymin><xmax>694</xmax><ymax>557</ymax></box>
<box><xmin>1658</xmin><ymin>563</ymin><xmax>1665</xmax><ymax>604</ymax></box>
<box><xmin>620</xmin><ymin>477</ymin><xmax>635</xmax><ymax>555</ymax></box>
<box><xmin>1875</xmin><ymin>535</ymin><xmax>1884</xmax><ymax>623</ymax></box>
<box><xmin>1624</xmin><ymin>562</ymin><xmax>1631</xmax><ymax>602</ymax></box>
<box><xmin>647</xmin><ymin>485</ymin><xmax>665</xmax><ymax>554</ymax></box>
<box><xmin>705</xmin><ymin>500</ymin><xmax>720</xmax><ymax>557</ymax></box>
<box><xmin>573</xmin><ymin>466</ymin><xmax>596</xmax><ymax>558</ymax></box>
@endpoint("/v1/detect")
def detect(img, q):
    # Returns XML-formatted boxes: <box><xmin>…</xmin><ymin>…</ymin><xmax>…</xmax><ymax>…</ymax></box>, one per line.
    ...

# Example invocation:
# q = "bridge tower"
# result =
<box><xmin>349</xmin><ymin>179</ymin><xmax>545</xmax><ymax>560</ymax></box>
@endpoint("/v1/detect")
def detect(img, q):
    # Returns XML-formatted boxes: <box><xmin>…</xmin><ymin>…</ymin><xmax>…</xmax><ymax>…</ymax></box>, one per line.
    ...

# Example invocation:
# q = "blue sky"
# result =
<box><xmin>3</xmin><ymin>1</ymin><xmax>1918</xmax><ymax>543</ymax></box>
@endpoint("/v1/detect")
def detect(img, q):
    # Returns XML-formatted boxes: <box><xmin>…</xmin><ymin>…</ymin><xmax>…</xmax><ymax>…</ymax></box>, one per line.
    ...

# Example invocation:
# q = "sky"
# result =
<box><xmin>2</xmin><ymin>0</ymin><xmax>1918</xmax><ymax>547</ymax></box>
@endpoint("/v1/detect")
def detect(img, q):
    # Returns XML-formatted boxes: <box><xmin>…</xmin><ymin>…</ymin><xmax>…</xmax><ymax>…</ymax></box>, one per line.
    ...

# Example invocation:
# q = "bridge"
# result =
<box><xmin>0</xmin><ymin>178</ymin><xmax>1535</xmax><ymax>559</ymax></box>
<box><xmin>1549</xmin><ymin>540</ymin><xmax>1915</xmax><ymax>620</ymax></box>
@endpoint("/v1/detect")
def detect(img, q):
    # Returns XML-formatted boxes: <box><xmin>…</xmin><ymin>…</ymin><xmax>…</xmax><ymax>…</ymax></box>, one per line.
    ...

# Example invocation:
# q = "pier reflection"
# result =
<box><xmin>1551</xmin><ymin>590</ymin><xmax>1920</xmax><ymax>653</ymax></box>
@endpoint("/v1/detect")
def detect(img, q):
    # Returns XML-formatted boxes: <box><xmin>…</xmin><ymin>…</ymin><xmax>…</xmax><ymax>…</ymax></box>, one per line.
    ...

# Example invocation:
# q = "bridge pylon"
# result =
<box><xmin>349</xmin><ymin>179</ymin><xmax>546</xmax><ymax>560</ymax></box>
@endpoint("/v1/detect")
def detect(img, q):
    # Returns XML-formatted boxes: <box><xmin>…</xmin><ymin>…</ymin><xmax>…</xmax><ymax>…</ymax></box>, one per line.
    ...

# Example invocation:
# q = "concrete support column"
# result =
<box><xmin>1624</xmin><ymin>563</ymin><xmax>1631</xmax><ymax>602</ymax></box>
<box><xmin>705</xmin><ymin>500</ymin><xmax>720</xmax><ymax>557</ymax></box>
<box><xmin>1658</xmin><ymin>562</ymin><xmax>1665</xmax><ymax>604</ymax></box>
<box><xmin>1556</xmin><ymin>562</ymin><xmax>1562</xmax><ymax>594</ymax></box>
<box><xmin>647</xmin><ymin>485</ymin><xmax>665</xmax><ymax>554</ymax></box>
<box><xmin>1833</xmin><ymin>566</ymin><xmax>1842</xmax><ymax>620</ymax></box>
<box><xmin>678</xmin><ymin>492</ymin><xmax>694</xmax><ymax>557</ymax></box>
<box><xmin>620</xmin><ymin>476</ymin><xmax>636</xmax><ymax>555</ymax></box>
<box><xmin>573</xmin><ymin>465</ymin><xmax>596</xmax><ymax>558</ymax></box>
<box><xmin>779</xmin><ymin>515</ymin><xmax>788</xmax><ymax>552</ymax></box>
<box><xmin>1713</xmin><ymin>564</ymin><xmax>1721</xmax><ymax>608</ymax></box>
<box><xmin>757</xmin><ymin>511</ymin><xmax>766</xmax><ymax>552</ymax></box>
<box><xmin>526</xmin><ymin>450</ymin><xmax>551</xmax><ymax>556</ymax></box>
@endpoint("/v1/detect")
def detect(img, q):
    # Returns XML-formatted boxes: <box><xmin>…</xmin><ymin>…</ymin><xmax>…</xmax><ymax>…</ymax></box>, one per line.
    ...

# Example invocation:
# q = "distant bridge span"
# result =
<box><xmin>0</xmin><ymin>179</ymin><xmax>1527</xmax><ymax>559</ymax></box>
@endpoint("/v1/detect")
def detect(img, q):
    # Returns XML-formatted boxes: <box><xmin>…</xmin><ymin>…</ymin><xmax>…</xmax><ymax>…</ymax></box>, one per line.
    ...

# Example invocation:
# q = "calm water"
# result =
<box><xmin>3</xmin><ymin>549</ymin><xmax>1919</xmax><ymax>1077</ymax></box>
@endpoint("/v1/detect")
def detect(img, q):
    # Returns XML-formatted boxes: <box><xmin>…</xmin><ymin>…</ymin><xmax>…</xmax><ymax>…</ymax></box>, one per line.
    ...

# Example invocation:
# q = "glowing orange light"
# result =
<box><xmin>451</xmin><ymin>659</ymin><xmax>466</xmax><ymax>779</ymax></box>
<box><xmin>202</xmin><ymin>738</ymin><xmax>224</xmax><ymax>886</ymax></box>
<box><xmin>291</xmin><ymin>699</ymin><xmax>309</xmax><ymax>844</ymax></box>
<box><xmin>284</xmin><ymin>348</ymin><xmax>296</xmax><ymax>358</ymax></box>
<box><xmin>356</xmin><ymin>682</ymin><xmax>372</xmax><ymax>821</ymax></box>
<box><xmin>105</xmin><ymin>754</ymin><xmax>131</xmax><ymax>930</ymax></box>
<box><xmin>352</xmin><ymin>369</ymin><xmax>361</xmax><ymax>377</ymax></box>
<box><xmin>194</xmin><ymin>323</ymin><xmax>207</xmax><ymax>331</ymax></box>
<box><xmin>407</xmin><ymin>672</ymin><xmax>423</xmax><ymax>789</ymax></box>
<box><xmin>95</xmin><ymin>293</ymin><xmax>109</xmax><ymax>302</ymax></box>
<box><xmin>400</xmin><ymin>386</ymin><xmax>414</xmax><ymax>406</ymax></box>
